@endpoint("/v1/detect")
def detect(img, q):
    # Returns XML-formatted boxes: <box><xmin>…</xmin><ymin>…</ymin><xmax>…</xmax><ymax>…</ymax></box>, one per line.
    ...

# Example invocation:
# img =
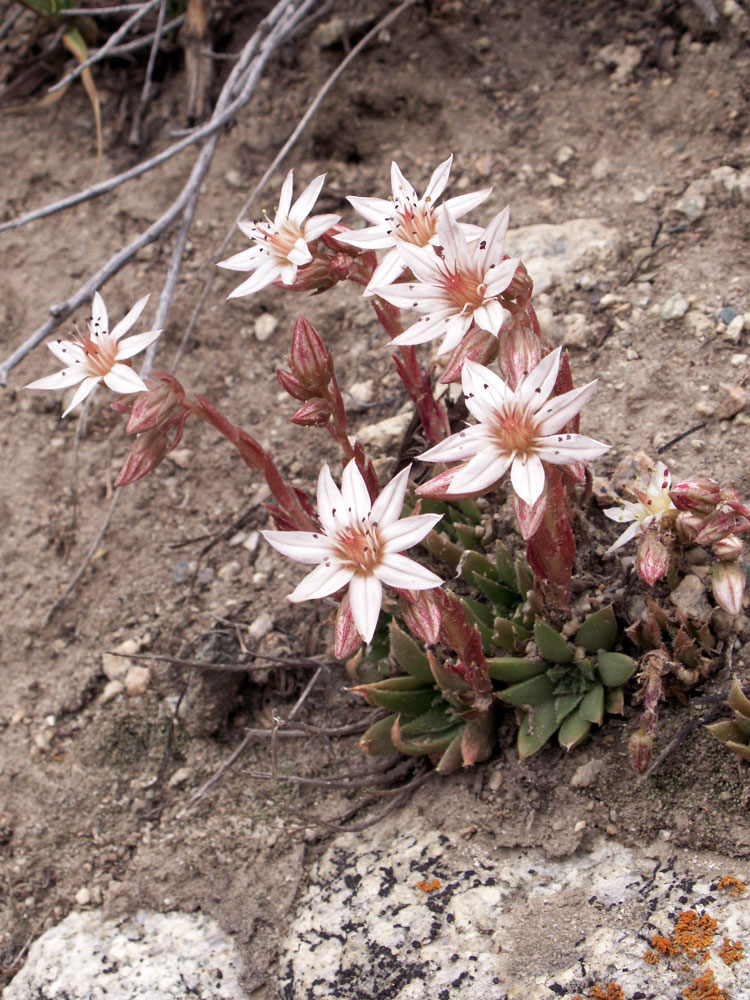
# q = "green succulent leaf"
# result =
<box><xmin>497</xmin><ymin>673</ymin><xmax>555</xmax><ymax>707</ymax></box>
<box><xmin>579</xmin><ymin>683</ymin><xmax>605</xmax><ymax>725</ymax></box>
<box><xmin>493</xmin><ymin>617</ymin><xmax>531</xmax><ymax>652</ymax></box>
<box><xmin>495</xmin><ymin>541</ymin><xmax>518</xmax><ymax>590</ymax></box>
<box><xmin>459</xmin><ymin>550</ymin><xmax>499</xmax><ymax>585</ymax></box>
<box><xmin>534</xmin><ymin>621</ymin><xmax>574</xmax><ymax>663</ymax></box>
<box><xmin>728</xmin><ymin>678</ymin><xmax>750</xmax><ymax>718</ymax></box>
<box><xmin>455</xmin><ymin>498</ymin><xmax>484</xmax><ymax>524</ymax></box>
<box><xmin>461</xmin><ymin>596</ymin><xmax>494</xmax><ymax>629</ymax></box>
<box><xmin>517</xmin><ymin>701</ymin><xmax>559</xmax><ymax>758</ymax></box>
<box><xmin>515</xmin><ymin>557</ymin><xmax>533</xmax><ymax>598</ymax></box>
<box><xmin>474</xmin><ymin>576</ymin><xmax>519</xmax><ymax>611</ymax></box>
<box><xmin>596</xmin><ymin>651</ymin><xmax>638</xmax><ymax>687</ymax></box>
<box><xmin>558</xmin><ymin>707</ymin><xmax>592</xmax><ymax>751</ymax></box>
<box><xmin>352</xmin><ymin>677</ymin><xmax>437</xmax><ymax>715</ymax></box>
<box><xmin>487</xmin><ymin>657</ymin><xmax>546</xmax><ymax>683</ymax></box>
<box><xmin>389</xmin><ymin>621</ymin><xmax>433</xmax><ymax>684</ymax></box>
<box><xmin>359</xmin><ymin>714</ymin><xmax>399</xmax><ymax>756</ymax></box>
<box><xmin>554</xmin><ymin>693</ymin><xmax>584</xmax><ymax>724</ymax></box>
<box><xmin>397</xmin><ymin>704</ymin><xmax>459</xmax><ymax>737</ymax></box>
<box><xmin>454</xmin><ymin>522</ymin><xmax>479</xmax><ymax>551</ymax></box>
<box><xmin>604</xmin><ymin>685</ymin><xmax>625</xmax><ymax>715</ymax></box>
<box><xmin>574</xmin><ymin>606</ymin><xmax>617</xmax><ymax>654</ymax></box>
<box><xmin>393</xmin><ymin>710</ymin><xmax>465</xmax><ymax>756</ymax></box>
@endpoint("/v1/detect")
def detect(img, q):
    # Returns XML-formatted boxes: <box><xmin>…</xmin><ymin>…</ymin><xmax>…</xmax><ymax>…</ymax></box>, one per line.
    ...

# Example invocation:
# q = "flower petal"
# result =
<box><xmin>346</xmin><ymin>195</ymin><xmax>394</xmax><ymax>226</ymax></box>
<box><xmin>226</xmin><ymin>261</ymin><xmax>282</xmax><ymax>298</ymax></box>
<box><xmin>276</xmin><ymin>170</ymin><xmax>294</xmax><ymax>219</ymax></box>
<box><xmin>348</xmin><ymin>572</ymin><xmax>383</xmax><ymax>643</ymax></box>
<box><xmin>461</xmin><ymin>360</ymin><xmax>512</xmax><ymax>420</ymax></box>
<box><xmin>317</xmin><ymin>464</ymin><xmax>345</xmax><ymax>535</ymax></box>
<box><xmin>420</xmin><ymin>423</ymin><xmax>488</xmax><ymax>464</ymax></box>
<box><xmin>423</xmin><ymin>155</ymin><xmax>452</xmax><ymax>202</ymax></box>
<box><xmin>103</xmin><ymin>364</ymin><xmax>148</xmax><ymax>395</ymax></box>
<box><xmin>262</xmin><ymin>529</ymin><xmax>335</xmax><ymax>564</ymax></box>
<box><xmin>289</xmin><ymin>173</ymin><xmax>326</xmax><ymax>224</ymax></box>
<box><xmin>303</xmin><ymin>213</ymin><xmax>341</xmax><ymax>242</ymax></box>
<box><xmin>380</xmin><ymin>512</ymin><xmax>442</xmax><ymax>551</ymax></box>
<box><xmin>341</xmin><ymin>459</ymin><xmax>372</xmax><ymax>522</ymax></box>
<box><xmin>62</xmin><ymin>376</ymin><xmax>99</xmax><ymax>417</ymax></box>
<box><xmin>374</xmin><ymin>552</ymin><xmax>442</xmax><ymax>590</ymax></box>
<box><xmin>535</xmin><ymin>433</ymin><xmax>610</xmax><ymax>464</ymax></box>
<box><xmin>443</xmin><ymin>187</ymin><xmax>492</xmax><ymax>219</ymax></box>
<box><xmin>26</xmin><ymin>367</ymin><xmax>87</xmax><ymax>391</ymax></box>
<box><xmin>115</xmin><ymin>328</ymin><xmax>162</xmax><ymax>360</ymax></box>
<box><xmin>448</xmin><ymin>450</ymin><xmax>512</xmax><ymax>495</ymax></box>
<box><xmin>510</xmin><ymin>453</ymin><xmax>546</xmax><ymax>506</ymax></box>
<box><xmin>390</xmin><ymin>161</ymin><xmax>417</xmax><ymax>204</ymax></box>
<box><xmin>110</xmin><ymin>294</ymin><xmax>150</xmax><ymax>341</ymax></box>
<box><xmin>606</xmin><ymin>520</ymin><xmax>642</xmax><ymax>553</ymax></box>
<box><xmin>288</xmin><ymin>561</ymin><xmax>353</xmax><ymax>602</ymax></box>
<box><xmin>91</xmin><ymin>291</ymin><xmax>108</xmax><ymax>335</ymax></box>
<box><xmin>516</xmin><ymin>346</ymin><xmax>561</xmax><ymax>411</ymax></box>
<box><xmin>370</xmin><ymin>464</ymin><xmax>410</xmax><ymax>525</ymax></box>
<box><xmin>536</xmin><ymin>379</ymin><xmax>598</xmax><ymax>433</ymax></box>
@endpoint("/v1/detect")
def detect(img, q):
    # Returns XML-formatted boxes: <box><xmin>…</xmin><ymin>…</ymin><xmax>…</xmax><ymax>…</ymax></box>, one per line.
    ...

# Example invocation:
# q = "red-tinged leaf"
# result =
<box><xmin>334</xmin><ymin>596</ymin><xmax>363</xmax><ymax>659</ymax></box>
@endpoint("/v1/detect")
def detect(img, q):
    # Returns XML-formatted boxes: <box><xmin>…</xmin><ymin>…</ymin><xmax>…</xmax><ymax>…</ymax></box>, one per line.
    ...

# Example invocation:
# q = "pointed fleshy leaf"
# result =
<box><xmin>487</xmin><ymin>657</ymin><xmax>545</xmax><ymax>683</ymax></box>
<box><xmin>351</xmin><ymin>677</ymin><xmax>436</xmax><ymax>715</ymax></box>
<box><xmin>604</xmin><ymin>686</ymin><xmax>625</xmax><ymax>715</ymax></box>
<box><xmin>574</xmin><ymin>606</ymin><xmax>618</xmax><ymax>653</ymax></box>
<box><xmin>558</xmin><ymin>708</ymin><xmax>592</xmax><ymax>751</ymax></box>
<box><xmin>596</xmin><ymin>651</ymin><xmax>638</xmax><ymax>687</ymax></box>
<box><xmin>497</xmin><ymin>674</ymin><xmax>555</xmax><ymax>708</ymax></box>
<box><xmin>534</xmin><ymin>621</ymin><xmax>574</xmax><ymax>663</ymax></box>
<box><xmin>517</xmin><ymin>702</ymin><xmax>558</xmax><ymax>758</ymax></box>
<box><xmin>578</xmin><ymin>683</ymin><xmax>605</xmax><ymax>725</ymax></box>
<box><xmin>359</xmin><ymin>714</ymin><xmax>400</xmax><ymax>756</ymax></box>
<box><xmin>554</xmin><ymin>693</ymin><xmax>584</xmax><ymax>725</ymax></box>
<box><xmin>389</xmin><ymin>620</ymin><xmax>433</xmax><ymax>684</ymax></box>
<box><xmin>728</xmin><ymin>677</ymin><xmax>750</xmax><ymax>717</ymax></box>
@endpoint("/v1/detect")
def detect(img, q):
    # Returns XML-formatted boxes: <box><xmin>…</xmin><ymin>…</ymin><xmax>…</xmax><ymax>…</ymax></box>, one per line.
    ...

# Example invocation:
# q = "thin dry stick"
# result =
<box><xmin>44</xmin><ymin>492</ymin><xmax>121</xmax><ymax>624</ymax></box>
<box><xmin>60</xmin><ymin>4</ymin><xmax>151</xmax><ymax>15</ymax></box>
<box><xmin>0</xmin><ymin>0</ymin><xmax>318</xmax><ymax>385</ymax></box>
<box><xmin>0</xmin><ymin>0</ymin><xmax>308</xmax><ymax>237</ymax></box>
<box><xmin>48</xmin><ymin>0</ymin><xmax>161</xmax><ymax>94</ymax></box>
<box><xmin>129</xmin><ymin>0</ymin><xmax>167</xmax><ymax>146</ymax></box>
<box><xmin>108</xmin><ymin>15</ymin><xmax>184</xmax><ymax>57</ymax></box>
<box><xmin>163</xmin><ymin>0</ymin><xmax>420</xmax><ymax>373</ymax></box>
<box><xmin>112</xmin><ymin>650</ymin><xmax>330</xmax><ymax>671</ymax></box>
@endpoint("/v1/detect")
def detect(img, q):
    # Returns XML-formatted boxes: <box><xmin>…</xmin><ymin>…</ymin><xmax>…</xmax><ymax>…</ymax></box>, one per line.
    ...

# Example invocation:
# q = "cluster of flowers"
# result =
<box><xmin>26</xmin><ymin>156</ymin><xmax>748</xmax><ymax>659</ymax></box>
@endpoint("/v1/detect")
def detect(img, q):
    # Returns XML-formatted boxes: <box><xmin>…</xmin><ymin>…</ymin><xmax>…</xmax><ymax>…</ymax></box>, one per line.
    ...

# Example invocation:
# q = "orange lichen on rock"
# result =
<box><xmin>571</xmin><ymin>983</ymin><xmax>625</xmax><ymax>1000</ymax></box>
<box><xmin>682</xmin><ymin>969</ymin><xmax>729</xmax><ymax>1000</ymax></box>
<box><xmin>717</xmin><ymin>876</ymin><xmax>745</xmax><ymax>898</ymax></box>
<box><xmin>415</xmin><ymin>878</ymin><xmax>441</xmax><ymax>892</ymax></box>
<box><xmin>717</xmin><ymin>937</ymin><xmax>743</xmax><ymax>965</ymax></box>
<box><xmin>672</xmin><ymin>911</ymin><xmax>718</xmax><ymax>960</ymax></box>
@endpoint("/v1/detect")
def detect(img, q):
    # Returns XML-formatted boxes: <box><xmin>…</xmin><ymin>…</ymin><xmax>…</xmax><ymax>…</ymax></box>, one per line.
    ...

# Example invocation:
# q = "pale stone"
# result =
<box><xmin>278</xmin><ymin>816</ymin><xmax>750</xmax><ymax>1000</ymax></box>
<box><xmin>561</xmin><ymin>312</ymin><xmax>588</xmax><ymax>348</ymax></box>
<box><xmin>124</xmin><ymin>666</ymin><xmax>151</xmax><ymax>697</ymax></box>
<box><xmin>670</xmin><ymin>574</ymin><xmax>712</xmax><ymax>621</ymax></box>
<box><xmin>505</xmin><ymin>219</ymin><xmax>620</xmax><ymax>295</ymax></box>
<box><xmin>99</xmin><ymin>680</ymin><xmax>124</xmax><ymax>704</ymax></box>
<box><xmin>725</xmin><ymin>314</ymin><xmax>745</xmax><ymax>342</ymax></box>
<box><xmin>254</xmin><ymin>313</ymin><xmax>278</xmax><ymax>341</ymax></box>
<box><xmin>660</xmin><ymin>292</ymin><xmax>689</xmax><ymax>320</ymax></box>
<box><xmin>248</xmin><ymin>611</ymin><xmax>273</xmax><ymax>641</ymax></box>
<box><xmin>217</xmin><ymin>560</ymin><xmax>242</xmax><ymax>581</ymax></box>
<box><xmin>355</xmin><ymin>412</ymin><xmax>412</xmax><ymax>452</ymax></box>
<box><xmin>167</xmin><ymin>448</ymin><xmax>192</xmax><ymax>469</ymax></box>
<box><xmin>168</xmin><ymin>767</ymin><xmax>191</xmax><ymax>789</ymax></box>
<box><xmin>596</xmin><ymin>43</ymin><xmax>642</xmax><ymax>84</ymax></box>
<box><xmin>555</xmin><ymin>144</ymin><xmax>575</xmax><ymax>166</ymax></box>
<box><xmin>4</xmin><ymin>909</ymin><xmax>248</xmax><ymax>999</ymax></box>
<box><xmin>570</xmin><ymin>758</ymin><xmax>605</xmax><ymax>787</ymax></box>
<box><xmin>75</xmin><ymin>887</ymin><xmax>91</xmax><ymax>907</ymax></box>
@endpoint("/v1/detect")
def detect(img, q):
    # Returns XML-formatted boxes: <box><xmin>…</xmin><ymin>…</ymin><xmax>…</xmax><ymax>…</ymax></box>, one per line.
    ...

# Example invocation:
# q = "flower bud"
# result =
<box><xmin>440</xmin><ymin>327</ymin><xmax>499</xmax><ymax>384</ymax></box>
<box><xmin>497</xmin><ymin>310</ymin><xmax>542</xmax><ymax>389</ymax></box>
<box><xmin>712</xmin><ymin>560</ymin><xmax>746</xmax><ymax>616</ymax></box>
<box><xmin>289</xmin><ymin>316</ymin><xmax>331</xmax><ymax>391</ymax></box>
<box><xmin>694</xmin><ymin>509</ymin><xmax>738</xmax><ymax>546</ymax></box>
<box><xmin>290</xmin><ymin>398</ymin><xmax>333</xmax><ymax>427</ymax></box>
<box><xmin>636</xmin><ymin>530</ymin><xmax>670</xmax><ymax>586</ymax></box>
<box><xmin>276</xmin><ymin>368</ymin><xmax>313</xmax><ymax>402</ymax></box>
<box><xmin>675</xmin><ymin>510</ymin><xmax>703</xmax><ymax>542</ymax></box>
<box><xmin>125</xmin><ymin>373</ymin><xmax>185</xmax><ymax>434</ymax></box>
<box><xmin>502</xmin><ymin>258</ymin><xmax>532</xmax><ymax>302</ymax></box>
<box><xmin>712</xmin><ymin>533</ymin><xmax>743</xmax><ymax>561</ymax></box>
<box><xmin>628</xmin><ymin>726</ymin><xmax>653</xmax><ymax>774</ymax></box>
<box><xmin>670</xmin><ymin>477</ymin><xmax>721</xmax><ymax>514</ymax></box>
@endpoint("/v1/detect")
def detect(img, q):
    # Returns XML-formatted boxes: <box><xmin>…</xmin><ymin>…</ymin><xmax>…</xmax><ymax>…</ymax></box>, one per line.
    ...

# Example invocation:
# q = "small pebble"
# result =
<box><xmin>573</xmin><ymin>820</ymin><xmax>587</xmax><ymax>833</ymax></box>
<box><xmin>99</xmin><ymin>680</ymin><xmax>124</xmax><ymax>704</ymax></box>
<box><xmin>168</xmin><ymin>767</ymin><xmax>192</xmax><ymax>789</ymax></box>
<box><xmin>75</xmin><ymin>887</ymin><xmax>91</xmax><ymax>907</ymax></box>
<box><xmin>571</xmin><ymin>759</ymin><xmax>605</xmax><ymax>788</ymax></box>
<box><xmin>725</xmin><ymin>314</ymin><xmax>745</xmax><ymax>342</ymax></box>
<box><xmin>228</xmin><ymin>531</ymin><xmax>247</xmax><ymax>547</ymax></box>
<box><xmin>217</xmin><ymin>560</ymin><xmax>242</xmax><ymax>582</ymax></box>
<box><xmin>730</xmin><ymin>353</ymin><xmax>747</xmax><ymax>367</ymax></box>
<box><xmin>243</xmin><ymin>530</ymin><xmax>260</xmax><ymax>555</ymax></box>
<box><xmin>224</xmin><ymin>169</ymin><xmax>243</xmax><ymax>189</ymax></box>
<box><xmin>660</xmin><ymin>292</ymin><xmax>689</xmax><ymax>320</ymax></box>
<box><xmin>719</xmin><ymin>306</ymin><xmax>740</xmax><ymax>325</ymax></box>
<box><xmin>197</xmin><ymin>567</ymin><xmax>215</xmax><ymax>586</ymax></box>
<box><xmin>555</xmin><ymin>144</ymin><xmax>575</xmax><ymax>166</ymax></box>
<box><xmin>248</xmin><ymin>611</ymin><xmax>274</xmax><ymax>641</ymax></box>
<box><xmin>254</xmin><ymin>313</ymin><xmax>278</xmax><ymax>341</ymax></box>
<box><xmin>168</xmin><ymin>448</ymin><xmax>192</xmax><ymax>469</ymax></box>
<box><xmin>625</xmin><ymin>347</ymin><xmax>640</xmax><ymax>360</ymax></box>
<box><xmin>591</xmin><ymin>156</ymin><xmax>610</xmax><ymax>180</ymax></box>
<box><xmin>547</xmin><ymin>171</ymin><xmax>566</xmax><ymax>188</ymax></box>
<box><xmin>124</xmin><ymin>666</ymin><xmax>151</xmax><ymax>697</ymax></box>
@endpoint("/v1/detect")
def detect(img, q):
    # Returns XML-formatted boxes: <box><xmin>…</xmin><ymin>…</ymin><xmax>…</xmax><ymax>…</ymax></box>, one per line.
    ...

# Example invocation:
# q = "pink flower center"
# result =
<box><xmin>258</xmin><ymin>219</ymin><xmax>307</xmax><ymax>262</ymax></box>
<box><xmin>439</xmin><ymin>263</ymin><xmax>487</xmax><ymax>313</ymax></box>
<box><xmin>393</xmin><ymin>203</ymin><xmax>437</xmax><ymax>247</ymax></box>
<box><xmin>74</xmin><ymin>331</ymin><xmax>118</xmax><ymax>378</ymax></box>
<box><xmin>335</xmin><ymin>522</ymin><xmax>381</xmax><ymax>572</ymax></box>
<box><xmin>492</xmin><ymin>408</ymin><xmax>536</xmax><ymax>454</ymax></box>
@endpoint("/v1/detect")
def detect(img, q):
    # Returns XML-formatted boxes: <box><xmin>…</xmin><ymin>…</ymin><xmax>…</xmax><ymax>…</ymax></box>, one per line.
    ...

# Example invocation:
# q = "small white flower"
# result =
<box><xmin>373</xmin><ymin>206</ymin><xmax>521</xmax><ymax>355</ymax></box>
<box><xmin>218</xmin><ymin>171</ymin><xmax>340</xmax><ymax>298</ymax></box>
<box><xmin>604</xmin><ymin>461</ymin><xmax>676</xmax><ymax>552</ymax></box>
<box><xmin>419</xmin><ymin>348</ymin><xmax>609</xmax><ymax>507</ymax></box>
<box><xmin>336</xmin><ymin>156</ymin><xmax>490</xmax><ymax>293</ymax></box>
<box><xmin>25</xmin><ymin>292</ymin><xmax>161</xmax><ymax>417</ymax></box>
<box><xmin>263</xmin><ymin>460</ymin><xmax>442</xmax><ymax>644</ymax></box>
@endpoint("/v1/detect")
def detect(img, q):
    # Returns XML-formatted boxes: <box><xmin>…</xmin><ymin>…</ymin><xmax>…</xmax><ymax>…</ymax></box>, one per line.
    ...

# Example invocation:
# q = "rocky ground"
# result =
<box><xmin>1</xmin><ymin>0</ymin><xmax>750</xmax><ymax>997</ymax></box>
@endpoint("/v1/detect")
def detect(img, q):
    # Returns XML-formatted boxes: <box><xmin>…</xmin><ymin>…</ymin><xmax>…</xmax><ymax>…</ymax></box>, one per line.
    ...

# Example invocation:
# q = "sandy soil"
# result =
<box><xmin>1</xmin><ymin>0</ymin><xmax>750</xmax><ymax>994</ymax></box>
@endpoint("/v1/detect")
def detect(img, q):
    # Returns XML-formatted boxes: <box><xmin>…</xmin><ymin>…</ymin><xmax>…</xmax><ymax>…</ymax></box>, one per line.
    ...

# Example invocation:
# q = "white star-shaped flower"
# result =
<box><xmin>25</xmin><ymin>292</ymin><xmax>161</xmax><ymax>417</ymax></box>
<box><xmin>218</xmin><ymin>170</ymin><xmax>340</xmax><ymax>298</ymax></box>
<box><xmin>604</xmin><ymin>461</ymin><xmax>676</xmax><ymax>552</ymax></box>
<box><xmin>336</xmin><ymin>156</ymin><xmax>490</xmax><ymax>293</ymax></box>
<box><xmin>263</xmin><ymin>460</ymin><xmax>443</xmax><ymax>644</ymax></box>
<box><xmin>418</xmin><ymin>348</ymin><xmax>610</xmax><ymax>507</ymax></box>
<box><xmin>373</xmin><ymin>206</ymin><xmax>521</xmax><ymax>356</ymax></box>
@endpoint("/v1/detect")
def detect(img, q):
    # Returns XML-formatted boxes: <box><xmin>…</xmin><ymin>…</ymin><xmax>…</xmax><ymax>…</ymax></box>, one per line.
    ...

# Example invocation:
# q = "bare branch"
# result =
<box><xmin>48</xmin><ymin>0</ymin><xmax>161</xmax><ymax>95</ymax></box>
<box><xmin>129</xmin><ymin>0</ymin><xmax>167</xmax><ymax>146</ymax></box>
